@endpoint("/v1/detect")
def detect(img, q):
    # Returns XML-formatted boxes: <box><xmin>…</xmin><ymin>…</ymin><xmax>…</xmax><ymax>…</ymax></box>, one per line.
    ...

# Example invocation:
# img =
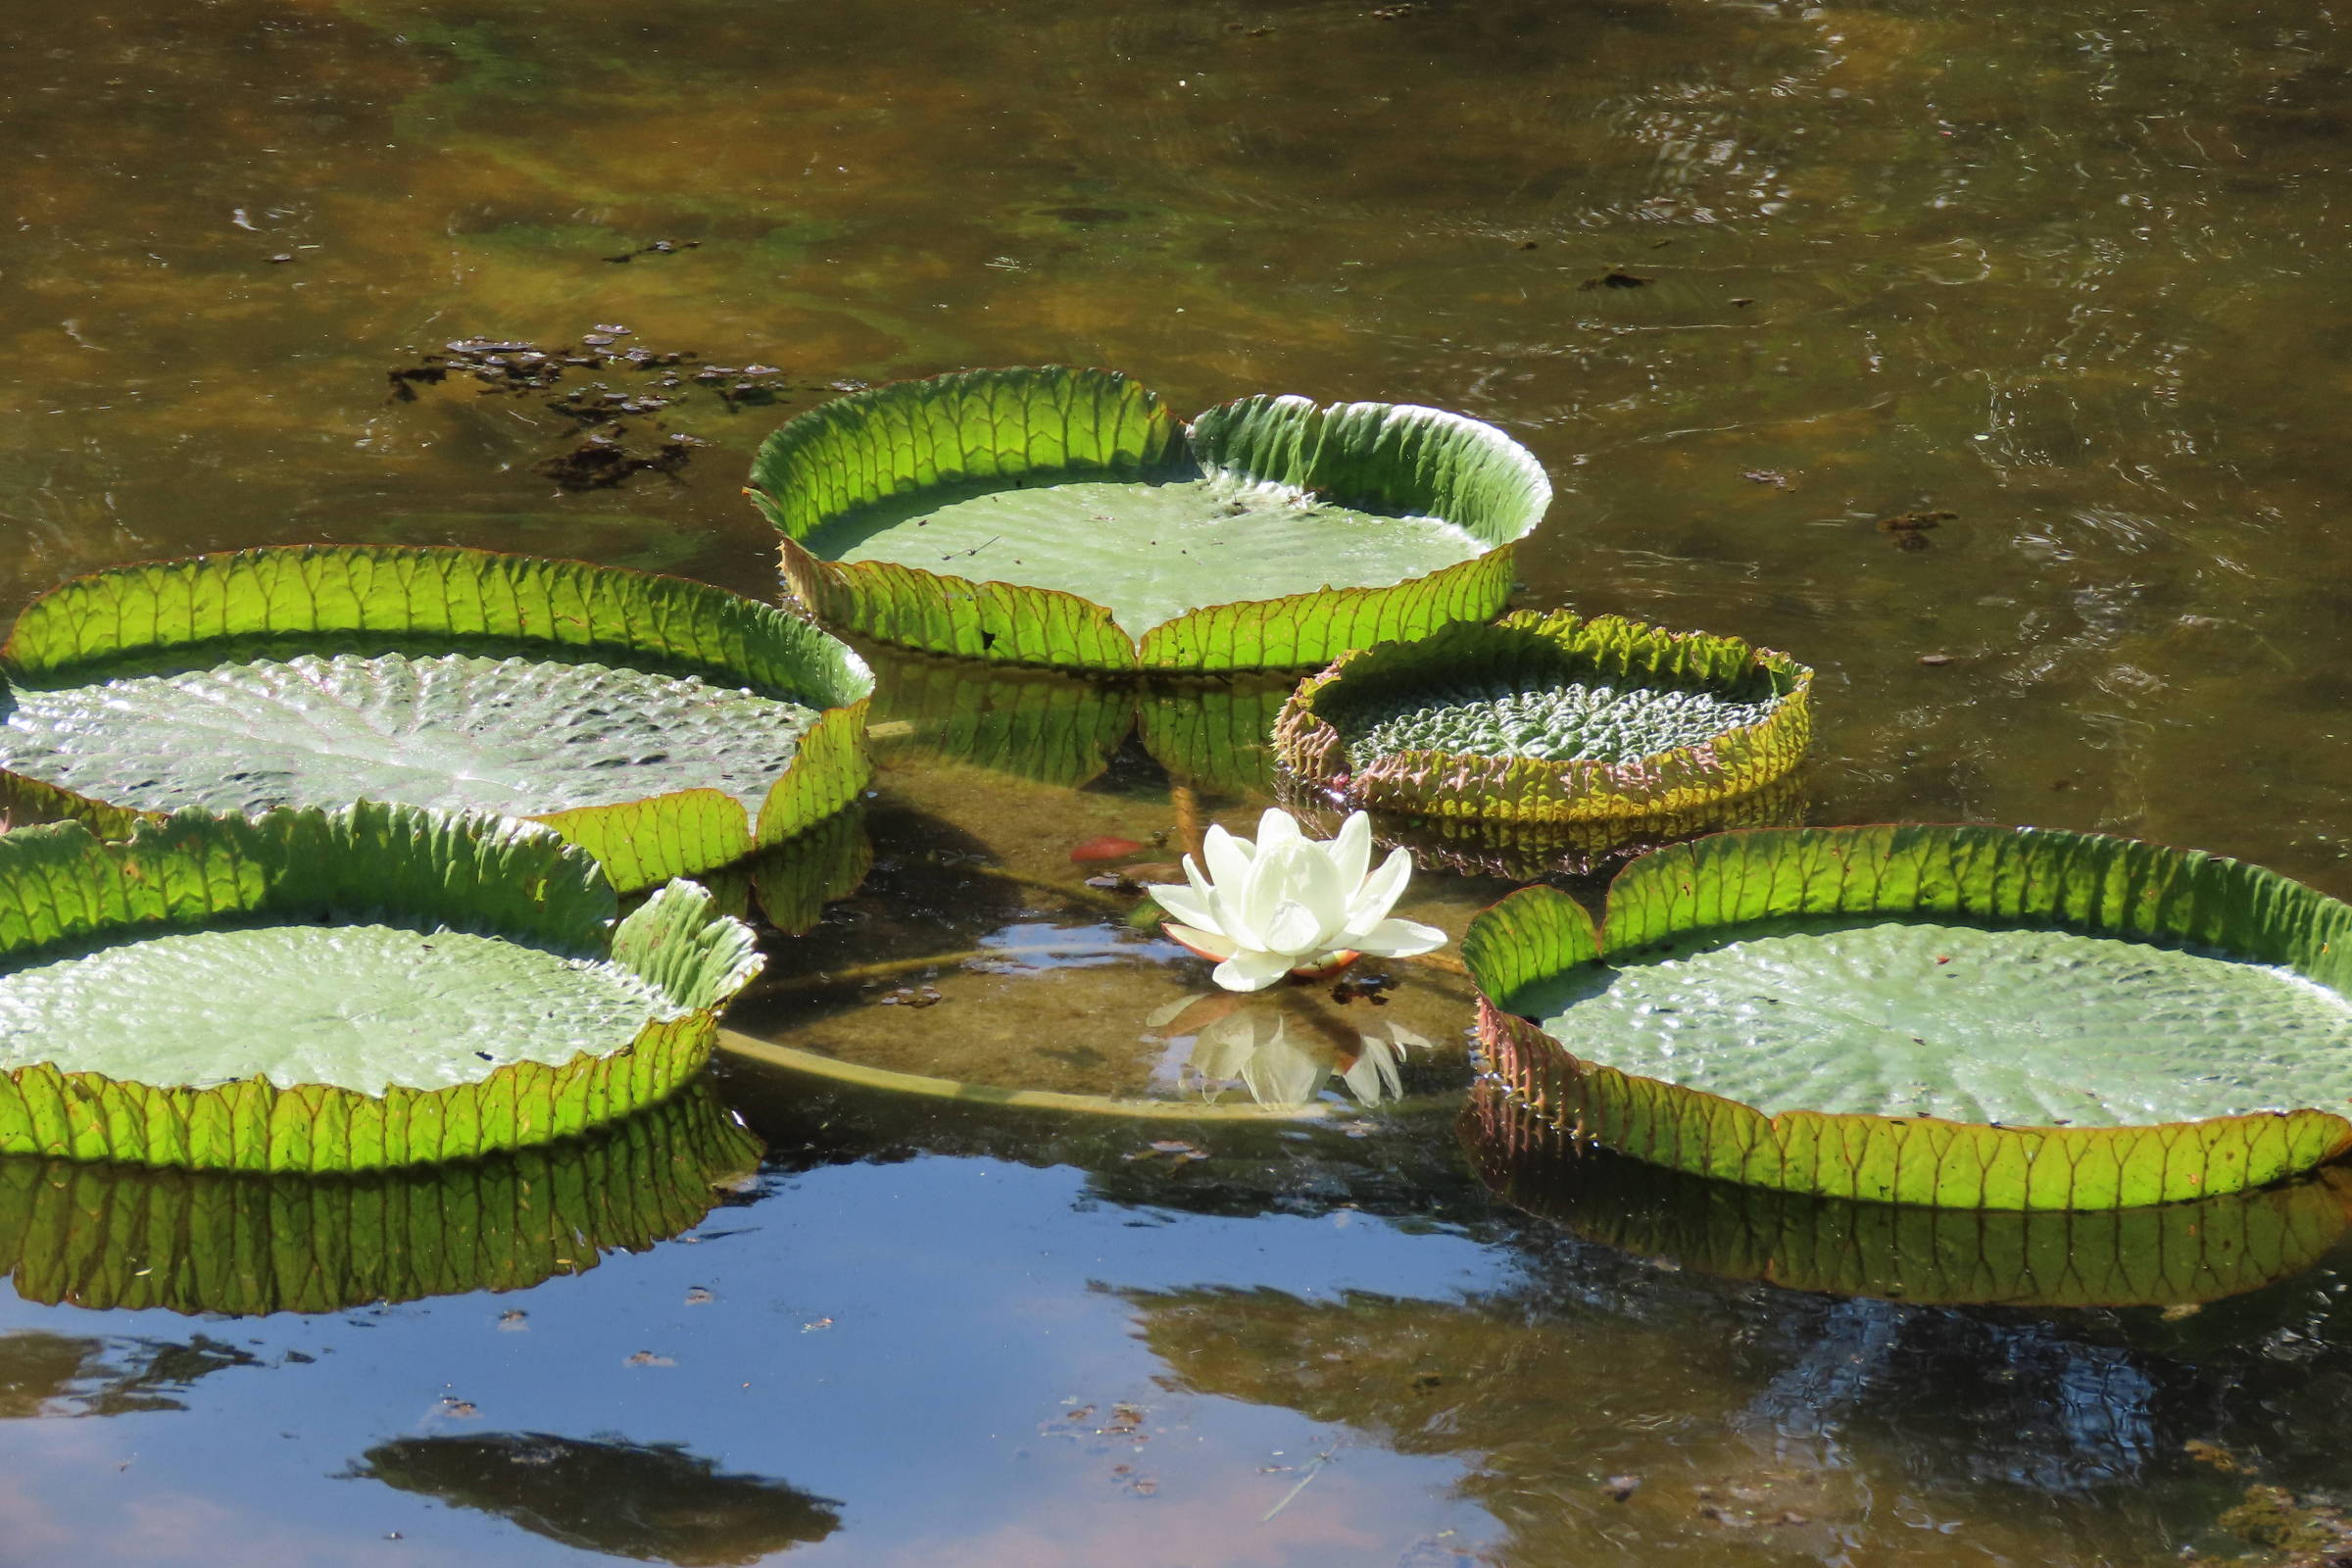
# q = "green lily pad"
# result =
<box><xmin>749</xmin><ymin>367</ymin><xmax>1550</xmax><ymax>671</ymax></box>
<box><xmin>0</xmin><ymin>1080</ymin><xmax>760</xmax><ymax>1315</ymax></box>
<box><xmin>1464</xmin><ymin>1084</ymin><xmax>2352</xmax><ymax>1307</ymax></box>
<box><xmin>1464</xmin><ymin>825</ymin><xmax>2352</xmax><ymax>1209</ymax></box>
<box><xmin>1276</xmin><ymin>611</ymin><xmax>1813</xmax><ymax>835</ymax></box>
<box><xmin>0</xmin><ymin>546</ymin><xmax>875</xmax><ymax>892</ymax></box>
<box><xmin>0</xmin><ymin>804</ymin><xmax>762</xmax><ymax>1172</ymax></box>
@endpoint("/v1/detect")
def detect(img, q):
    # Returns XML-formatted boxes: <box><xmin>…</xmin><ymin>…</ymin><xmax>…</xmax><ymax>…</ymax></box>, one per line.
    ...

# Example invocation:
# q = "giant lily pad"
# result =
<box><xmin>0</xmin><ymin>1080</ymin><xmax>760</xmax><ymax>1315</ymax></box>
<box><xmin>1276</xmin><ymin>610</ymin><xmax>1812</xmax><ymax>831</ymax></box>
<box><xmin>748</xmin><ymin>367</ymin><xmax>1550</xmax><ymax>671</ymax></box>
<box><xmin>1464</xmin><ymin>1084</ymin><xmax>2352</xmax><ymax>1307</ymax></box>
<box><xmin>1464</xmin><ymin>825</ymin><xmax>2352</xmax><ymax>1209</ymax></box>
<box><xmin>0</xmin><ymin>805</ymin><xmax>762</xmax><ymax>1172</ymax></box>
<box><xmin>0</xmin><ymin>546</ymin><xmax>874</xmax><ymax>892</ymax></box>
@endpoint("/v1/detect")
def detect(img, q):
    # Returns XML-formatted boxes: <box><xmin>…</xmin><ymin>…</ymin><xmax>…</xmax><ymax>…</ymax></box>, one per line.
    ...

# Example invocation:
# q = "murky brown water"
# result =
<box><xmin>5</xmin><ymin>1</ymin><xmax>2352</xmax><ymax>1563</ymax></box>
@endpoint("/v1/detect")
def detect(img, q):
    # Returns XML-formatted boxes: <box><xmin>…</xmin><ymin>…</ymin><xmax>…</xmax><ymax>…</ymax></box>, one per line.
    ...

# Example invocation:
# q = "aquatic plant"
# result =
<box><xmin>1465</xmin><ymin>824</ymin><xmax>2352</xmax><ymax>1209</ymax></box>
<box><xmin>1275</xmin><ymin>609</ymin><xmax>1812</xmax><ymax>828</ymax></box>
<box><xmin>1275</xmin><ymin>772</ymin><xmax>1810</xmax><ymax>883</ymax></box>
<box><xmin>1147</xmin><ymin>808</ymin><xmax>1444</xmax><ymax>991</ymax></box>
<box><xmin>0</xmin><ymin>804</ymin><xmax>761</xmax><ymax>1172</ymax></box>
<box><xmin>0</xmin><ymin>546</ymin><xmax>874</xmax><ymax>892</ymax></box>
<box><xmin>748</xmin><ymin>367</ymin><xmax>1550</xmax><ymax>672</ymax></box>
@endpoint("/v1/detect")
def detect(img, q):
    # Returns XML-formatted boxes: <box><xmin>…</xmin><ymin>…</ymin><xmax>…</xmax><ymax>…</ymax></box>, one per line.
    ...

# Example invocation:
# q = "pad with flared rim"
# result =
<box><xmin>1275</xmin><ymin>610</ymin><xmax>1813</xmax><ymax>831</ymax></box>
<box><xmin>1464</xmin><ymin>824</ymin><xmax>2352</xmax><ymax>1209</ymax></box>
<box><xmin>0</xmin><ymin>546</ymin><xmax>874</xmax><ymax>892</ymax></box>
<box><xmin>749</xmin><ymin>367</ymin><xmax>1551</xmax><ymax>671</ymax></box>
<box><xmin>0</xmin><ymin>804</ymin><xmax>762</xmax><ymax>1172</ymax></box>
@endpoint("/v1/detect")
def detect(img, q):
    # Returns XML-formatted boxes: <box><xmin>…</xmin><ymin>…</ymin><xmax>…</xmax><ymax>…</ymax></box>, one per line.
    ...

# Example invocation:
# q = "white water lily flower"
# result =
<box><xmin>1148</xmin><ymin>808</ymin><xmax>1446</xmax><ymax>993</ymax></box>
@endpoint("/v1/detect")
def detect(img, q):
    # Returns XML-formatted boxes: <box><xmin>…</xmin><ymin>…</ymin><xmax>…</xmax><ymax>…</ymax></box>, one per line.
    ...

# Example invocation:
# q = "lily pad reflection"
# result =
<box><xmin>1464</xmin><ymin>1085</ymin><xmax>2352</xmax><ymax>1309</ymax></box>
<box><xmin>352</xmin><ymin>1433</ymin><xmax>841</xmax><ymax>1564</ymax></box>
<box><xmin>0</xmin><ymin>1081</ymin><xmax>760</xmax><ymax>1316</ymax></box>
<box><xmin>860</xmin><ymin>639</ymin><xmax>1293</xmax><ymax>797</ymax></box>
<box><xmin>685</xmin><ymin>806</ymin><xmax>874</xmax><ymax>936</ymax></box>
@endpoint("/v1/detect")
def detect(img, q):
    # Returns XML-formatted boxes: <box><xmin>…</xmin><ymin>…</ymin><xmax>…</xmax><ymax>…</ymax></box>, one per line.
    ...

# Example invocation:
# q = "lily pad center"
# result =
<box><xmin>803</xmin><ymin>475</ymin><xmax>1487</xmax><ymax>638</ymax></box>
<box><xmin>0</xmin><ymin>650</ymin><xmax>817</xmax><ymax>819</ymax></box>
<box><xmin>0</xmin><ymin>921</ymin><xmax>675</xmax><ymax>1094</ymax></box>
<box><xmin>1343</xmin><ymin>676</ymin><xmax>1784</xmax><ymax>769</ymax></box>
<box><xmin>1525</xmin><ymin>916</ymin><xmax>2352</xmax><ymax>1127</ymax></box>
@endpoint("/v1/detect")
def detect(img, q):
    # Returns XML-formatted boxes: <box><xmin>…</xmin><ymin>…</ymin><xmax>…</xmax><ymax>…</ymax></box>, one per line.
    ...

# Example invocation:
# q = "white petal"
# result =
<box><xmin>1235</xmin><ymin>841</ymin><xmax>1303</xmax><ymax>948</ymax></box>
<box><xmin>1164</xmin><ymin>922</ymin><xmax>1239</xmax><ymax>959</ymax></box>
<box><xmin>1148</xmin><ymin>882</ymin><xmax>1219</xmax><ymax>933</ymax></box>
<box><xmin>1345</xmin><ymin>846</ymin><xmax>1415</xmax><ymax>930</ymax></box>
<box><xmin>1211</xmin><ymin>947</ymin><xmax>1296</xmax><ymax>992</ymax></box>
<box><xmin>1184</xmin><ymin>856</ymin><xmax>1217</xmax><ymax>904</ymax></box>
<box><xmin>1261</xmin><ymin>899</ymin><xmax>1325</xmax><ymax>957</ymax></box>
<box><xmin>1291</xmin><ymin>836</ymin><xmax>1348</xmax><ymax>938</ymax></box>
<box><xmin>1349</xmin><ymin>916</ymin><xmax>1446</xmax><ymax>957</ymax></box>
<box><xmin>1204</xmin><ymin>882</ymin><xmax>1255</xmax><ymax>951</ymax></box>
<box><xmin>1201</xmin><ymin>823</ymin><xmax>1254</xmax><ymax>890</ymax></box>
<box><xmin>1323</xmin><ymin>811</ymin><xmax>1372</xmax><ymax>893</ymax></box>
<box><xmin>1254</xmin><ymin>807</ymin><xmax>1304</xmax><ymax>852</ymax></box>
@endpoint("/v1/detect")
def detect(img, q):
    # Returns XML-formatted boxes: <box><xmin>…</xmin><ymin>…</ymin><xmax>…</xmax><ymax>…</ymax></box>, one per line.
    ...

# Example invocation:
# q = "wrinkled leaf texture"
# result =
<box><xmin>1463</xmin><ymin>825</ymin><xmax>2352</xmax><ymax>1209</ymax></box>
<box><xmin>0</xmin><ymin>546</ymin><xmax>874</xmax><ymax>891</ymax></box>
<box><xmin>1276</xmin><ymin>610</ymin><xmax>1812</xmax><ymax>828</ymax></box>
<box><xmin>0</xmin><ymin>805</ymin><xmax>761</xmax><ymax>1172</ymax></box>
<box><xmin>749</xmin><ymin>367</ymin><xmax>1550</xmax><ymax>671</ymax></box>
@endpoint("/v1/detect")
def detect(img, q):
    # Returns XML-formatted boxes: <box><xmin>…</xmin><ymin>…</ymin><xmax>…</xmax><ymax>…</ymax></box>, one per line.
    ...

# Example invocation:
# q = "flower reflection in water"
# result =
<box><xmin>1143</xmin><ymin>989</ymin><xmax>1432</xmax><ymax>1109</ymax></box>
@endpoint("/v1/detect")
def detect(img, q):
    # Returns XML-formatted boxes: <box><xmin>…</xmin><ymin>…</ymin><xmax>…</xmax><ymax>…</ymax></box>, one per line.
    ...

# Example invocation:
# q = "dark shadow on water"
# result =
<box><xmin>348</xmin><ymin>1432</ymin><xmax>843</xmax><ymax>1564</ymax></box>
<box><xmin>0</xmin><ymin>1328</ymin><xmax>259</xmax><ymax>1419</ymax></box>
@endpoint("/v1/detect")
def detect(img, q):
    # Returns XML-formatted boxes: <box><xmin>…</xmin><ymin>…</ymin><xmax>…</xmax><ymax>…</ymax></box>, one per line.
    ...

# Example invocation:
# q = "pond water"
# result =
<box><xmin>5</xmin><ymin>0</ymin><xmax>2352</xmax><ymax>1563</ymax></box>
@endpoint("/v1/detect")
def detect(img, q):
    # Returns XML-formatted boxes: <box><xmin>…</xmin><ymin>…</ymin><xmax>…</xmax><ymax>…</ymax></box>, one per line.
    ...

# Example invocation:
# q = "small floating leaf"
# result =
<box><xmin>1276</xmin><ymin>610</ymin><xmax>1812</xmax><ymax>836</ymax></box>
